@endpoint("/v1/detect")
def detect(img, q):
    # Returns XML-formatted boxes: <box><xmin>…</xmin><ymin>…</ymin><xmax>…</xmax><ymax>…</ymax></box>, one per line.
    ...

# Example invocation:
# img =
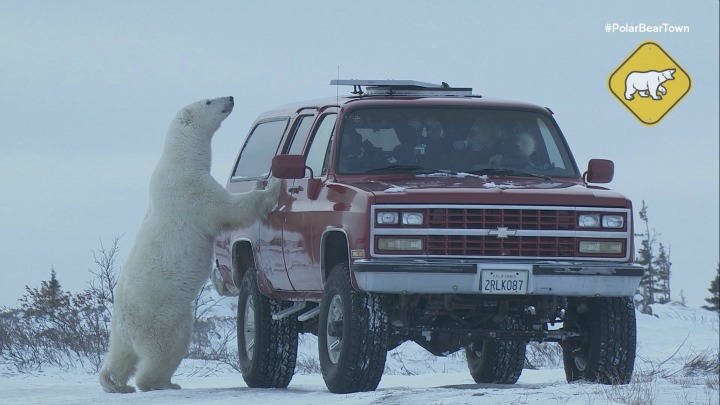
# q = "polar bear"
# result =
<box><xmin>624</xmin><ymin>69</ymin><xmax>675</xmax><ymax>100</ymax></box>
<box><xmin>99</xmin><ymin>97</ymin><xmax>281</xmax><ymax>393</ymax></box>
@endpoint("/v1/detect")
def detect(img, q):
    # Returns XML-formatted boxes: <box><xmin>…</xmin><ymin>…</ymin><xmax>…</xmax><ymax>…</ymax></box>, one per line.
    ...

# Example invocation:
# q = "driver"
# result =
<box><xmin>338</xmin><ymin>124</ymin><xmax>382</xmax><ymax>172</ymax></box>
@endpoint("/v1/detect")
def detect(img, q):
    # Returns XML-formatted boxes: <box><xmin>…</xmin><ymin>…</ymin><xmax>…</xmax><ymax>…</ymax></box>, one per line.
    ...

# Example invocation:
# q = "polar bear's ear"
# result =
<box><xmin>177</xmin><ymin>108</ymin><xmax>193</xmax><ymax>126</ymax></box>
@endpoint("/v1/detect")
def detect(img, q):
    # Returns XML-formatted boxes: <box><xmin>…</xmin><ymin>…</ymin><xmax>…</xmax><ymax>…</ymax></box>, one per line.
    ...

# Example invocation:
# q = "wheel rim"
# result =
<box><xmin>326</xmin><ymin>294</ymin><xmax>343</xmax><ymax>364</ymax></box>
<box><xmin>244</xmin><ymin>294</ymin><xmax>255</xmax><ymax>361</ymax></box>
<box><xmin>573</xmin><ymin>347</ymin><xmax>588</xmax><ymax>372</ymax></box>
<box><xmin>471</xmin><ymin>341</ymin><xmax>483</xmax><ymax>359</ymax></box>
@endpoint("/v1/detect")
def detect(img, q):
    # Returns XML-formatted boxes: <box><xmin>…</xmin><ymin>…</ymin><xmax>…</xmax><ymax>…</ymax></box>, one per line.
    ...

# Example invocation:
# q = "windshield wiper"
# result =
<box><xmin>366</xmin><ymin>165</ymin><xmax>459</xmax><ymax>175</ymax></box>
<box><xmin>469</xmin><ymin>168</ymin><xmax>551</xmax><ymax>180</ymax></box>
<box><xmin>366</xmin><ymin>165</ymin><xmax>436</xmax><ymax>173</ymax></box>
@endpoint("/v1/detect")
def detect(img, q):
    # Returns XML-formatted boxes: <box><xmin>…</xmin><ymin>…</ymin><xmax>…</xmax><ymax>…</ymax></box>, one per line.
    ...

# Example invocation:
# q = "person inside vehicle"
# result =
<box><xmin>451</xmin><ymin>118</ymin><xmax>537</xmax><ymax>170</ymax></box>
<box><xmin>337</xmin><ymin>124</ymin><xmax>382</xmax><ymax>172</ymax></box>
<box><xmin>390</xmin><ymin>116</ymin><xmax>456</xmax><ymax>169</ymax></box>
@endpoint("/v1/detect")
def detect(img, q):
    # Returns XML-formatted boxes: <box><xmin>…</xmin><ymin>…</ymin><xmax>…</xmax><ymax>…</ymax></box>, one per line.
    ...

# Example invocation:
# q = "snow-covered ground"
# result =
<box><xmin>2</xmin><ymin>303</ymin><xmax>717</xmax><ymax>405</ymax></box>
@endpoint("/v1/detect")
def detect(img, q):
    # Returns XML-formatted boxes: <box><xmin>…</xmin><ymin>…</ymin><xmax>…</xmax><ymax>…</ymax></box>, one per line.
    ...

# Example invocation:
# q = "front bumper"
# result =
<box><xmin>351</xmin><ymin>259</ymin><xmax>643</xmax><ymax>296</ymax></box>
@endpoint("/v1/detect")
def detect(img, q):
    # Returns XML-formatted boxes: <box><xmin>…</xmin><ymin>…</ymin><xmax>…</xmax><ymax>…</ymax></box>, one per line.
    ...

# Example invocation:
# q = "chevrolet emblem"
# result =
<box><xmin>488</xmin><ymin>227</ymin><xmax>517</xmax><ymax>239</ymax></box>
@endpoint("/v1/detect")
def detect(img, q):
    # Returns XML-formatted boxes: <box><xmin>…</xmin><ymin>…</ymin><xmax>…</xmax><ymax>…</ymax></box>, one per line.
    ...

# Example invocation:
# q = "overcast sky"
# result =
<box><xmin>1</xmin><ymin>1</ymin><xmax>718</xmax><ymax>308</ymax></box>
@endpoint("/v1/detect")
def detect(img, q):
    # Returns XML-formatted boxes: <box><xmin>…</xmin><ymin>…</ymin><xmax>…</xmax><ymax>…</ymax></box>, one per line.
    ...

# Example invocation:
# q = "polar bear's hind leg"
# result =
<box><xmin>135</xmin><ymin>349</ymin><xmax>184</xmax><ymax>391</ymax></box>
<box><xmin>99</xmin><ymin>337</ymin><xmax>139</xmax><ymax>393</ymax></box>
<box><xmin>134</xmin><ymin>320</ymin><xmax>192</xmax><ymax>391</ymax></box>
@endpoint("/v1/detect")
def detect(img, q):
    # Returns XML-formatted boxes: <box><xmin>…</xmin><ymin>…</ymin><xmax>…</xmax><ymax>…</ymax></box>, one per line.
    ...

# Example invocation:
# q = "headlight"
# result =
<box><xmin>579</xmin><ymin>213</ymin><xmax>625</xmax><ymax>229</ymax></box>
<box><xmin>376</xmin><ymin>212</ymin><xmax>399</xmax><ymax>225</ymax></box>
<box><xmin>579</xmin><ymin>241</ymin><xmax>623</xmax><ymax>254</ymax></box>
<box><xmin>402</xmin><ymin>212</ymin><xmax>424</xmax><ymax>225</ymax></box>
<box><xmin>578</xmin><ymin>214</ymin><xmax>601</xmax><ymax>228</ymax></box>
<box><xmin>377</xmin><ymin>238</ymin><xmax>423</xmax><ymax>251</ymax></box>
<box><xmin>602</xmin><ymin>215</ymin><xmax>624</xmax><ymax>229</ymax></box>
<box><xmin>376</xmin><ymin>211</ymin><xmax>424</xmax><ymax>226</ymax></box>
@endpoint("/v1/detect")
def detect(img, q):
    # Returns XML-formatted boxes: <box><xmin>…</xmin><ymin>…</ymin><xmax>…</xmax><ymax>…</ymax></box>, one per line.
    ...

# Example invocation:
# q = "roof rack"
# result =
<box><xmin>330</xmin><ymin>79</ymin><xmax>475</xmax><ymax>97</ymax></box>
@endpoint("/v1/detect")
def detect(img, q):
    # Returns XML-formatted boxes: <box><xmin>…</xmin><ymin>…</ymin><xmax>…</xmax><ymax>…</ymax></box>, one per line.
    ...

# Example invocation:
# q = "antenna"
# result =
<box><xmin>336</xmin><ymin>66</ymin><xmax>340</xmax><ymax>106</ymax></box>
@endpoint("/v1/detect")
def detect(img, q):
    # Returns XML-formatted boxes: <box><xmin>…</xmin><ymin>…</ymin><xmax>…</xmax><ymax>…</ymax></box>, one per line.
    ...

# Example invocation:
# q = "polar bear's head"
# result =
<box><xmin>662</xmin><ymin>69</ymin><xmax>675</xmax><ymax>81</ymax></box>
<box><xmin>175</xmin><ymin>96</ymin><xmax>235</xmax><ymax>136</ymax></box>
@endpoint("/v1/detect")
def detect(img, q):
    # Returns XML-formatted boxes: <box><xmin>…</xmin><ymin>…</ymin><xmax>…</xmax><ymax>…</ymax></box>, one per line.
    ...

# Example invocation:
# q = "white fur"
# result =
<box><xmin>99</xmin><ymin>97</ymin><xmax>280</xmax><ymax>393</ymax></box>
<box><xmin>624</xmin><ymin>69</ymin><xmax>675</xmax><ymax>100</ymax></box>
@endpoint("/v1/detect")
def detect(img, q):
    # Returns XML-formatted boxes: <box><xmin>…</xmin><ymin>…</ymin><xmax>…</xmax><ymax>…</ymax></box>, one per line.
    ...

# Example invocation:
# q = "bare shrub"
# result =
<box><xmin>524</xmin><ymin>341</ymin><xmax>563</xmax><ymax>369</ymax></box>
<box><xmin>0</xmin><ymin>239</ymin><xmax>119</xmax><ymax>373</ymax></box>
<box><xmin>682</xmin><ymin>349</ymin><xmax>720</xmax><ymax>377</ymax></box>
<box><xmin>600</xmin><ymin>368</ymin><xmax>658</xmax><ymax>405</ymax></box>
<box><xmin>386</xmin><ymin>349</ymin><xmax>421</xmax><ymax>376</ymax></box>
<box><xmin>88</xmin><ymin>237</ymin><xmax>121</xmax><ymax>304</ymax></box>
<box><xmin>1</xmin><ymin>282</ymin><xmax>111</xmax><ymax>372</ymax></box>
<box><xmin>296</xmin><ymin>354</ymin><xmax>321</xmax><ymax>374</ymax></box>
<box><xmin>186</xmin><ymin>315</ymin><xmax>239</xmax><ymax>368</ymax></box>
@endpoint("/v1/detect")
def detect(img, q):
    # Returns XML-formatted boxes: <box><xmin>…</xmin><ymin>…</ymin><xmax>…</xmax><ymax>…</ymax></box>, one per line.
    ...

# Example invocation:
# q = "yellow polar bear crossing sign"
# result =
<box><xmin>608</xmin><ymin>41</ymin><xmax>691</xmax><ymax>125</ymax></box>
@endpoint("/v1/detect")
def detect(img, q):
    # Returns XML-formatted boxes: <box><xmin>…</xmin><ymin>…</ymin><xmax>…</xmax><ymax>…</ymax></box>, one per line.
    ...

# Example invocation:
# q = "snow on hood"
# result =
<box><xmin>347</xmin><ymin>174</ymin><xmax>629</xmax><ymax>207</ymax></box>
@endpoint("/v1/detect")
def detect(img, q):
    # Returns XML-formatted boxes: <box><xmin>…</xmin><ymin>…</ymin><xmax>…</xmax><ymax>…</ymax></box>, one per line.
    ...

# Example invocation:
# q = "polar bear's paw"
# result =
<box><xmin>99</xmin><ymin>370</ymin><xmax>137</xmax><ymax>394</ymax></box>
<box><xmin>137</xmin><ymin>381</ymin><xmax>181</xmax><ymax>392</ymax></box>
<box><xmin>261</xmin><ymin>177</ymin><xmax>282</xmax><ymax>215</ymax></box>
<box><xmin>266</xmin><ymin>176</ymin><xmax>281</xmax><ymax>196</ymax></box>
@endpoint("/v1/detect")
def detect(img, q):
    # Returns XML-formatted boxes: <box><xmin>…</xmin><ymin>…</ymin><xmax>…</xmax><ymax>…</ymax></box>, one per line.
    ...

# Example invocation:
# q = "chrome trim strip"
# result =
<box><xmin>371</xmin><ymin>204</ymin><xmax>631</xmax><ymax>212</ymax></box>
<box><xmin>372</xmin><ymin>228</ymin><xmax>628</xmax><ymax>238</ymax></box>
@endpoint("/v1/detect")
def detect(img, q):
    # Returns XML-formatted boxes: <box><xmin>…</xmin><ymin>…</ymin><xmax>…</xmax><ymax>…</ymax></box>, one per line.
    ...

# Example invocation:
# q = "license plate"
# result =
<box><xmin>481</xmin><ymin>269</ymin><xmax>529</xmax><ymax>294</ymax></box>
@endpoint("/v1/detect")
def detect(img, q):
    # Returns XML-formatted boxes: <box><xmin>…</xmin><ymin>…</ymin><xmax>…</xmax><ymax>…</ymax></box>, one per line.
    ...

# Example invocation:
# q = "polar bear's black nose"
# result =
<box><xmin>229</xmin><ymin>96</ymin><xmax>234</xmax><ymax>102</ymax></box>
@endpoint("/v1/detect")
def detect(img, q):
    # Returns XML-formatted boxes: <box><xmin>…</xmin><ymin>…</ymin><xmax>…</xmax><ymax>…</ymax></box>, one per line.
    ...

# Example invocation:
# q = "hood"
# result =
<box><xmin>342</xmin><ymin>173</ymin><xmax>630</xmax><ymax>208</ymax></box>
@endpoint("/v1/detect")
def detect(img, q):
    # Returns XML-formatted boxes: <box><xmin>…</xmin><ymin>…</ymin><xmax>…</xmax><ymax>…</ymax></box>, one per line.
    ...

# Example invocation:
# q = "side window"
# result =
<box><xmin>305</xmin><ymin>114</ymin><xmax>337</xmax><ymax>177</ymax></box>
<box><xmin>285</xmin><ymin>115</ymin><xmax>315</xmax><ymax>155</ymax></box>
<box><xmin>232</xmin><ymin>119</ymin><xmax>288</xmax><ymax>179</ymax></box>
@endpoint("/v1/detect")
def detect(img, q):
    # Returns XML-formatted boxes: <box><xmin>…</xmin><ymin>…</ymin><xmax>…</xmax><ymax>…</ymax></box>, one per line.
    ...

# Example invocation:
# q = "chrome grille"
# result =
<box><xmin>427</xmin><ymin>235</ymin><xmax>576</xmax><ymax>257</ymax></box>
<box><xmin>371</xmin><ymin>204</ymin><xmax>631</xmax><ymax>261</ymax></box>
<box><xmin>428</xmin><ymin>208</ymin><xmax>576</xmax><ymax>231</ymax></box>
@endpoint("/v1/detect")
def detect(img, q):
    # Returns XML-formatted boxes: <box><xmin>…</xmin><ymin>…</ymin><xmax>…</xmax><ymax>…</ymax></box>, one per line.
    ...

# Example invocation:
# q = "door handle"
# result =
<box><xmin>288</xmin><ymin>185</ymin><xmax>304</xmax><ymax>194</ymax></box>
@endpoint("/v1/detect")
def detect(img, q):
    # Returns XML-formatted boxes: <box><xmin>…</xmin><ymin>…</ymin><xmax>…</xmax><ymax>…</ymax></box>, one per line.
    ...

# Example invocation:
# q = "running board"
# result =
<box><xmin>297</xmin><ymin>306</ymin><xmax>320</xmax><ymax>322</ymax></box>
<box><xmin>271</xmin><ymin>302</ymin><xmax>306</xmax><ymax>320</ymax></box>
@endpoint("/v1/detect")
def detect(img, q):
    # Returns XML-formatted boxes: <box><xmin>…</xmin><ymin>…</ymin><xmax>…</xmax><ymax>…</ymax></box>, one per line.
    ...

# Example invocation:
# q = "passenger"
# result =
<box><xmin>452</xmin><ymin>119</ymin><xmax>537</xmax><ymax>170</ymax></box>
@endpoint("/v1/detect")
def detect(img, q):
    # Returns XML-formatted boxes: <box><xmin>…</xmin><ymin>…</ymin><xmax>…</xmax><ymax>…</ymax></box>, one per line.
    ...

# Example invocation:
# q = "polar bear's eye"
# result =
<box><xmin>205</xmin><ymin>100</ymin><xmax>212</xmax><ymax>105</ymax></box>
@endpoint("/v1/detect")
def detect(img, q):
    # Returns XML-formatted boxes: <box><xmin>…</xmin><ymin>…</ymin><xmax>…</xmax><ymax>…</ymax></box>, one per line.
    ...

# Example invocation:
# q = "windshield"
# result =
<box><xmin>335</xmin><ymin>107</ymin><xmax>579</xmax><ymax>178</ymax></box>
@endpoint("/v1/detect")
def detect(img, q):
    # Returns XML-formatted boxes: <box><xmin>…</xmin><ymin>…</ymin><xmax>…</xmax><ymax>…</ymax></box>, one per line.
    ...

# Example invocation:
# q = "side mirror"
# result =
<box><xmin>271</xmin><ymin>154</ymin><xmax>307</xmax><ymax>179</ymax></box>
<box><xmin>585</xmin><ymin>159</ymin><xmax>614</xmax><ymax>184</ymax></box>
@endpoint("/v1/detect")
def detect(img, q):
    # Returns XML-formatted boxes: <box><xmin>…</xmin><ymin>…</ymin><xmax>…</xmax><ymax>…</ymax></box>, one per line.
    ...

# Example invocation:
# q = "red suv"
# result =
<box><xmin>212</xmin><ymin>80</ymin><xmax>643</xmax><ymax>393</ymax></box>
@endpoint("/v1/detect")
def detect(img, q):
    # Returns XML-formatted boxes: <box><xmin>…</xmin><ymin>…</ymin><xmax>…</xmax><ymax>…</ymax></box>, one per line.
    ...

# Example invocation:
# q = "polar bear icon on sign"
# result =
<box><xmin>624</xmin><ymin>69</ymin><xmax>675</xmax><ymax>100</ymax></box>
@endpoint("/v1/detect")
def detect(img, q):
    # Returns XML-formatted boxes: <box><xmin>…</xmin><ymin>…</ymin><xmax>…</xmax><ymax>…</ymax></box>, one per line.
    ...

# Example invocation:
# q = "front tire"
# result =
<box><xmin>465</xmin><ymin>317</ymin><xmax>527</xmax><ymax>384</ymax></box>
<box><xmin>237</xmin><ymin>266</ymin><xmax>299</xmax><ymax>388</ymax></box>
<box><xmin>318</xmin><ymin>263</ymin><xmax>389</xmax><ymax>393</ymax></box>
<box><xmin>561</xmin><ymin>297</ymin><xmax>636</xmax><ymax>384</ymax></box>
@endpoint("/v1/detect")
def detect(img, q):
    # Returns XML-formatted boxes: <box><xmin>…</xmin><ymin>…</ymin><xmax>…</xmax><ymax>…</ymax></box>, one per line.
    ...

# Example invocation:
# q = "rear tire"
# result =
<box><xmin>237</xmin><ymin>266</ymin><xmax>298</xmax><ymax>388</ymax></box>
<box><xmin>465</xmin><ymin>317</ymin><xmax>527</xmax><ymax>384</ymax></box>
<box><xmin>561</xmin><ymin>297</ymin><xmax>636</xmax><ymax>384</ymax></box>
<box><xmin>318</xmin><ymin>263</ymin><xmax>389</xmax><ymax>393</ymax></box>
